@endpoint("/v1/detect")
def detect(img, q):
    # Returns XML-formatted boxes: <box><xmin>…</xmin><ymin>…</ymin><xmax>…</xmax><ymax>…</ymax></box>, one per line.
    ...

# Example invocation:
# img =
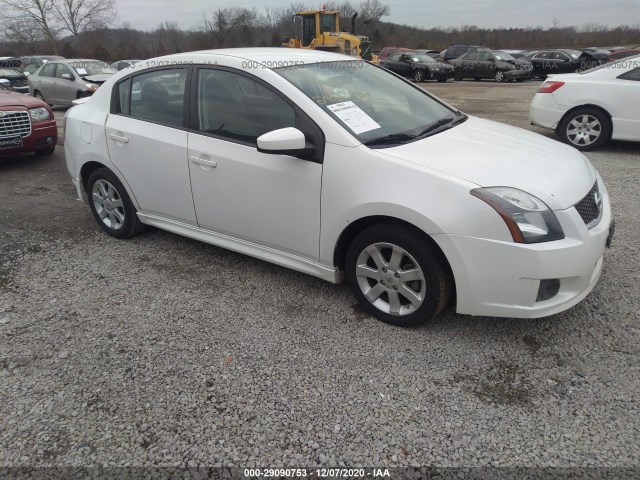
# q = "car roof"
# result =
<box><xmin>180</xmin><ymin>48</ymin><xmax>349</xmax><ymax>65</ymax></box>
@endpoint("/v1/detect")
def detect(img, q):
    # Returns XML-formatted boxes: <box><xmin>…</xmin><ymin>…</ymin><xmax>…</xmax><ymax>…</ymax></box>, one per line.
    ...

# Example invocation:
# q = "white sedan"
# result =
<box><xmin>530</xmin><ymin>55</ymin><xmax>640</xmax><ymax>150</ymax></box>
<box><xmin>64</xmin><ymin>49</ymin><xmax>613</xmax><ymax>327</ymax></box>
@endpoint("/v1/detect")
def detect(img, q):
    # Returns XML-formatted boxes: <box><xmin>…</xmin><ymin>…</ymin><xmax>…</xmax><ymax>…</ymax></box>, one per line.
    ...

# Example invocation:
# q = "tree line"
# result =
<box><xmin>1</xmin><ymin>0</ymin><xmax>639</xmax><ymax>61</ymax></box>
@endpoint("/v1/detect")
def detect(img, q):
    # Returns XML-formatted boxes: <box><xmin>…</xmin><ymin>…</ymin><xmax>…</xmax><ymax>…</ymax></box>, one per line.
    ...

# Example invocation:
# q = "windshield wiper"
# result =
<box><xmin>415</xmin><ymin>113</ymin><xmax>468</xmax><ymax>138</ymax></box>
<box><xmin>363</xmin><ymin>132</ymin><xmax>417</xmax><ymax>147</ymax></box>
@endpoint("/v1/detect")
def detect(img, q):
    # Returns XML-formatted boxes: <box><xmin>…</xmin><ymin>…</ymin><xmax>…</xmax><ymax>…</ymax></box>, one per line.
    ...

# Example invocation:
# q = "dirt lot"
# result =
<box><xmin>1</xmin><ymin>80</ymin><xmax>639</xmax><ymax>470</ymax></box>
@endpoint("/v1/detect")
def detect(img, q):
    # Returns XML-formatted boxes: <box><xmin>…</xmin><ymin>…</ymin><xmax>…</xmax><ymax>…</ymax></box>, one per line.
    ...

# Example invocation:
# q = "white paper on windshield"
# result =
<box><xmin>326</xmin><ymin>101</ymin><xmax>381</xmax><ymax>134</ymax></box>
<box><xmin>76</xmin><ymin>67</ymin><xmax>88</xmax><ymax>75</ymax></box>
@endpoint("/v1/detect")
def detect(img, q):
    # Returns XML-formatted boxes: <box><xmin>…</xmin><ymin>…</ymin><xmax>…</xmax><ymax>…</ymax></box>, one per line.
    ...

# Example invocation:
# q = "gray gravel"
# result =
<box><xmin>1</xmin><ymin>81</ymin><xmax>639</xmax><ymax>469</ymax></box>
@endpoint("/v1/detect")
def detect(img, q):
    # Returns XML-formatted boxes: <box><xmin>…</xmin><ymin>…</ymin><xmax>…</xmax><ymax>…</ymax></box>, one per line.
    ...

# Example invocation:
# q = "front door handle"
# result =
<box><xmin>109</xmin><ymin>133</ymin><xmax>129</xmax><ymax>143</ymax></box>
<box><xmin>190</xmin><ymin>155</ymin><xmax>217</xmax><ymax>168</ymax></box>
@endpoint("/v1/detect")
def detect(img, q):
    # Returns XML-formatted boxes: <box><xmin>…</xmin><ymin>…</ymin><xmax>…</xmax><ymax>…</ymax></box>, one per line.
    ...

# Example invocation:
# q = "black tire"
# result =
<box><xmin>87</xmin><ymin>168</ymin><xmax>144</xmax><ymax>239</ymax></box>
<box><xmin>558</xmin><ymin>107</ymin><xmax>611</xmax><ymax>151</ymax></box>
<box><xmin>454</xmin><ymin>70</ymin><xmax>464</xmax><ymax>81</ymax></box>
<box><xmin>35</xmin><ymin>146</ymin><xmax>55</xmax><ymax>156</ymax></box>
<box><xmin>437</xmin><ymin>78</ymin><xmax>447</xmax><ymax>83</ymax></box>
<box><xmin>474</xmin><ymin>77</ymin><xmax>482</xmax><ymax>81</ymax></box>
<box><xmin>414</xmin><ymin>69</ymin><xmax>426</xmax><ymax>82</ymax></box>
<box><xmin>345</xmin><ymin>224</ymin><xmax>452</xmax><ymax>327</ymax></box>
<box><xmin>33</xmin><ymin>90</ymin><xmax>52</xmax><ymax>106</ymax></box>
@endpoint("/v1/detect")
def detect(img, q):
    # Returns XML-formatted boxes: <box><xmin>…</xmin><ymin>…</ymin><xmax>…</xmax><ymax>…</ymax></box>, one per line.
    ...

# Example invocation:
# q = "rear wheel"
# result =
<box><xmin>87</xmin><ymin>168</ymin><xmax>145</xmax><ymax>239</ymax></box>
<box><xmin>558</xmin><ymin>107</ymin><xmax>610</xmax><ymax>151</ymax></box>
<box><xmin>345</xmin><ymin>224</ymin><xmax>452</xmax><ymax>327</ymax></box>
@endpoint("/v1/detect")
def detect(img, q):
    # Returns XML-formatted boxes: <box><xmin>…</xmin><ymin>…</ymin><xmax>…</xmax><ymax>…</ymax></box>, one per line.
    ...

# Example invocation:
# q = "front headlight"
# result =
<box><xmin>84</xmin><ymin>83</ymin><xmax>99</xmax><ymax>91</ymax></box>
<box><xmin>29</xmin><ymin>107</ymin><xmax>51</xmax><ymax>122</ymax></box>
<box><xmin>471</xmin><ymin>187</ymin><xmax>564</xmax><ymax>243</ymax></box>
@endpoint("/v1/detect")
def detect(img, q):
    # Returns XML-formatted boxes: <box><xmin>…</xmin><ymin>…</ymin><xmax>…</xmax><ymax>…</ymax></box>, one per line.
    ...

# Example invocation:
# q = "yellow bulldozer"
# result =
<box><xmin>282</xmin><ymin>9</ymin><xmax>375</xmax><ymax>61</ymax></box>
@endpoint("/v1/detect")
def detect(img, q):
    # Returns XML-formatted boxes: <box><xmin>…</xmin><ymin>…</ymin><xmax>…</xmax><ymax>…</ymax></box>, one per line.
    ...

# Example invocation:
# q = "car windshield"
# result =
<box><xmin>276</xmin><ymin>60</ymin><xmax>458</xmax><ymax>146</ymax></box>
<box><xmin>70</xmin><ymin>62</ymin><xmax>116</xmax><ymax>76</ymax></box>
<box><xmin>410</xmin><ymin>54</ymin><xmax>436</xmax><ymax>63</ymax></box>
<box><xmin>493</xmin><ymin>51</ymin><xmax>516</xmax><ymax>61</ymax></box>
<box><xmin>0</xmin><ymin>68</ymin><xmax>22</xmax><ymax>76</ymax></box>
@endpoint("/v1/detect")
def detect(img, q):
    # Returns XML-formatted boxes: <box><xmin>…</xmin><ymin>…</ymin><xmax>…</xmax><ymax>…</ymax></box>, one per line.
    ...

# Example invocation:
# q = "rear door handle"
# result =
<box><xmin>109</xmin><ymin>133</ymin><xmax>129</xmax><ymax>143</ymax></box>
<box><xmin>190</xmin><ymin>155</ymin><xmax>217</xmax><ymax>168</ymax></box>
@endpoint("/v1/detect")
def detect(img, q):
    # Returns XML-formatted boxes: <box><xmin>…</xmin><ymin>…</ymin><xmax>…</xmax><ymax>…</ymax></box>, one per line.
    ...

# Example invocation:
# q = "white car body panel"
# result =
<box><xmin>187</xmin><ymin>131</ymin><xmax>322</xmax><ymax>259</ymax></box>
<box><xmin>64</xmin><ymin>48</ymin><xmax>613</xmax><ymax>320</ymax></box>
<box><xmin>530</xmin><ymin>57</ymin><xmax>640</xmax><ymax>142</ymax></box>
<box><xmin>105</xmin><ymin>114</ymin><xmax>196</xmax><ymax>224</ymax></box>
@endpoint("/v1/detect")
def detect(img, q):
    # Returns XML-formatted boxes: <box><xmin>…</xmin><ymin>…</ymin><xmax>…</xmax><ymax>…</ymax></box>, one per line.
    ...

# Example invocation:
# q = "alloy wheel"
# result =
<box><xmin>92</xmin><ymin>179</ymin><xmax>125</xmax><ymax>230</ymax></box>
<box><xmin>355</xmin><ymin>242</ymin><xmax>426</xmax><ymax>316</ymax></box>
<box><xmin>566</xmin><ymin>114</ymin><xmax>601</xmax><ymax>147</ymax></box>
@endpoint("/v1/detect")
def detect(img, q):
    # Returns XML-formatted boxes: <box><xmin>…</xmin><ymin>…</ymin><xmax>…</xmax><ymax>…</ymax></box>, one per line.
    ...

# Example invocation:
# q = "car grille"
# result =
<box><xmin>574</xmin><ymin>181</ymin><xmax>602</xmax><ymax>228</ymax></box>
<box><xmin>0</xmin><ymin>111</ymin><xmax>32</xmax><ymax>139</ymax></box>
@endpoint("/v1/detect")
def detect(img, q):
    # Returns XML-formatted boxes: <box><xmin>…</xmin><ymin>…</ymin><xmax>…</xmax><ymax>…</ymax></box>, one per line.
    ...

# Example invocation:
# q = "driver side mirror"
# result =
<box><xmin>257</xmin><ymin>127</ymin><xmax>316</xmax><ymax>158</ymax></box>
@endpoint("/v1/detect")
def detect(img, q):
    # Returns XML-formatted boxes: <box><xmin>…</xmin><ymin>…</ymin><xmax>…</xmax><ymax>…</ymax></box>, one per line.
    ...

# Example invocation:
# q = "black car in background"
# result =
<box><xmin>380</xmin><ymin>51</ymin><xmax>454</xmax><ymax>82</ymax></box>
<box><xmin>443</xmin><ymin>45</ymin><xmax>490</xmax><ymax>62</ymax></box>
<box><xmin>449</xmin><ymin>50</ymin><xmax>533</xmax><ymax>82</ymax></box>
<box><xmin>524</xmin><ymin>49</ymin><xmax>606</xmax><ymax>77</ymax></box>
<box><xmin>0</xmin><ymin>68</ymin><xmax>29</xmax><ymax>93</ymax></box>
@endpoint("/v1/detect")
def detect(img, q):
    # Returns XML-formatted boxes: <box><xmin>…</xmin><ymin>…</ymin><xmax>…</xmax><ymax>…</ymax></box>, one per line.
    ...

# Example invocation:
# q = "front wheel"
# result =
<box><xmin>87</xmin><ymin>168</ymin><xmax>145</xmax><ymax>238</ymax></box>
<box><xmin>558</xmin><ymin>108</ymin><xmax>610</xmax><ymax>151</ymax></box>
<box><xmin>454</xmin><ymin>71</ymin><xmax>464</xmax><ymax>81</ymax></box>
<box><xmin>33</xmin><ymin>90</ymin><xmax>51</xmax><ymax>106</ymax></box>
<box><xmin>494</xmin><ymin>70</ymin><xmax>507</xmax><ymax>82</ymax></box>
<box><xmin>345</xmin><ymin>224</ymin><xmax>452</xmax><ymax>327</ymax></box>
<box><xmin>414</xmin><ymin>69</ymin><xmax>426</xmax><ymax>82</ymax></box>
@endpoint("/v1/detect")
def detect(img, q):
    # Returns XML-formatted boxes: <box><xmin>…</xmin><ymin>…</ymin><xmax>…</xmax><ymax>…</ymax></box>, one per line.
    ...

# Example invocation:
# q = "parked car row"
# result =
<box><xmin>377</xmin><ymin>44</ymin><xmax>639</xmax><ymax>82</ymax></box>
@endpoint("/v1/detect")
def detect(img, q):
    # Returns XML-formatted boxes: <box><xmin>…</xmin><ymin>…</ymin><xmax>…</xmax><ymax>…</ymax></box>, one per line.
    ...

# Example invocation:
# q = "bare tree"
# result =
<box><xmin>52</xmin><ymin>0</ymin><xmax>117</xmax><ymax>53</ymax></box>
<box><xmin>204</xmin><ymin>8</ymin><xmax>239</xmax><ymax>47</ymax></box>
<box><xmin>0</xmin><ymin>0</ymin><xmax>60</xmax><ymax>53</ymax></box>
<box><xmin>358</xmin><ymin>0</ymin><xmax>389</xmax><ymax>37</ymax></box>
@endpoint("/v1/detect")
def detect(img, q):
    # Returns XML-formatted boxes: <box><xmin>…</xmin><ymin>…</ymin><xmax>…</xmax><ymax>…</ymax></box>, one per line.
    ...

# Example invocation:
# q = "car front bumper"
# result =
<box><xmin>504</xmin><ymin>68</ymin><xmax>533</xmax><ymax>80</ymax></box>
<box><xmin>434</xmin><ymin>180</ymin><xmax>612</xmax><ymax>318</ymax></box>
<box><xmin>0</xmin><ymin>122</ymin><xmax>57</xmax><ymax>155</ymax></box>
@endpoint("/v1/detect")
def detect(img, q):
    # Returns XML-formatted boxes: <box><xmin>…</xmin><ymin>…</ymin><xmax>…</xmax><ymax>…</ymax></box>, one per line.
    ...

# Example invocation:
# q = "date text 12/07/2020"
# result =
<box><xmin>243</xmin><ymin>468</ymin><xmax>391</xmax><ymax>478</ymax></box>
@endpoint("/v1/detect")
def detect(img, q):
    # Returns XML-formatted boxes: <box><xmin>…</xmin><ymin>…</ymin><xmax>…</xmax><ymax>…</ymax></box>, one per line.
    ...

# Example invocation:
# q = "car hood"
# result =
<box><xmin>0</xmin><ymin>90</ymin><xmax>47</xmax><ymax>108</ymax></box>
<box><xmin>82</xmin><ymin>74</ymin><xmax>112</xmax><ymax>84</ymax></box>
<box><xmin>378</xmin><ymin>116</ymin><xmax>596</xmax><ymax>210</ymax></box>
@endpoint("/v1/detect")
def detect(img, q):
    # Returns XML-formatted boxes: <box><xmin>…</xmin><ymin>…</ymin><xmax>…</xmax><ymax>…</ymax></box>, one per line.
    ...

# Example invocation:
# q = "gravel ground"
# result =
<box><xmin>1</xmin><ymin>80</ymin><xmax>639</xmax><ymax>471</ymax></box>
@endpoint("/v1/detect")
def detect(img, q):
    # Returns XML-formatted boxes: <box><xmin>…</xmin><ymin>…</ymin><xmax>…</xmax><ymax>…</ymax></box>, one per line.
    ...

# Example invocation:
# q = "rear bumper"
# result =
<box><xmin>529</xmin><ymin>93</ymin><xmax>570</xmax><ymax>130</ymax></box>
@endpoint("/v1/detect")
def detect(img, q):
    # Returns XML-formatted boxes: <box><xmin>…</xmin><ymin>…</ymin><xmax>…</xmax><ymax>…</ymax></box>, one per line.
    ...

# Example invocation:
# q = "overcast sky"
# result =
<box><xmin>116</xmin><ymin>0</ymin><xmax>640</xmax><ymax>31</ymax></box>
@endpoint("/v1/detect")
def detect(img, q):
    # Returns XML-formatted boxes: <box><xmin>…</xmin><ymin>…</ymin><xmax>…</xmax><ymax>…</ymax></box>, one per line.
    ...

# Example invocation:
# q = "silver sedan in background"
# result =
<box><xmin>28</xmin><ymin>58</ymin><xmax>116</xmax><ymax>106</ymax></box>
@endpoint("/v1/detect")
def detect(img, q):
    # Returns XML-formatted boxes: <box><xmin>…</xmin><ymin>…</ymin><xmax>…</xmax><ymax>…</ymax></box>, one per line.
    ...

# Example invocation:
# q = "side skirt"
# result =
<box><xmin>137</xmin><ymin>213</ymin><xmax>344</xmax><ymax>284</ymax></box>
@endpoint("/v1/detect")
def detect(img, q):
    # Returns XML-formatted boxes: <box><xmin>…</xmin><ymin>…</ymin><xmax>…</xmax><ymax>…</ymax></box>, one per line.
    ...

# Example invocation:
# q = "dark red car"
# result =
<box><xmin>0</xmin><ymin>81</ymin><xmax>57</xmax><ymax>156</ymax></box>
